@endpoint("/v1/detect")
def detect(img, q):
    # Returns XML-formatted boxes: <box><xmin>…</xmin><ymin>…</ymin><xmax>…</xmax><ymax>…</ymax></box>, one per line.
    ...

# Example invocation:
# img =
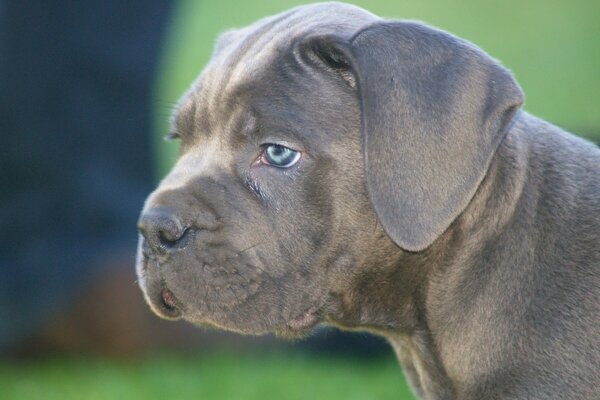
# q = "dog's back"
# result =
<box><xmin>445</xmin><ymin>114</ymin><xmax>600</xmax><ymax>399</ymax></box>
<box><xmin>517</xmin><ymin>115</ymin><xmax>599</xmax><ymax>398</ymax></box>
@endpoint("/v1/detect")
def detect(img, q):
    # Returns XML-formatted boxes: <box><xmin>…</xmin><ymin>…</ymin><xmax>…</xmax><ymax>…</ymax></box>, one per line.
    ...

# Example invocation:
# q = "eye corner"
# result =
<box><xmin>164</xmin><ymin>131</ymin><xmax>181</xmax><ymax>141</ymax></box>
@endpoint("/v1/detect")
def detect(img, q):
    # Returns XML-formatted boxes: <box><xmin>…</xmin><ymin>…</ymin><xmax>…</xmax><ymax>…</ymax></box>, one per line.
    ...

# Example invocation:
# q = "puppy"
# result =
<box><xmin>137</xmin><ymin>3</ymin><xmax>600</xmax><ymax>399</ymax></box>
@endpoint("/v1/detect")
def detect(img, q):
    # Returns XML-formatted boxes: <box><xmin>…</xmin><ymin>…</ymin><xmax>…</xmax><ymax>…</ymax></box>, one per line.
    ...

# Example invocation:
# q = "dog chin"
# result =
<box><xmin>274</xmin><ymin>325</ymin><xmax>320</xmax><ymax>340</ymax></box>
<box><xmin>183</xmin><ymin>308</ymin><xmax>322</xmax><ymax>340</ymax></box>
<box><xmin>183</xmin><ymin>313</ymin><xmax>269</xmax><ymax>337</ymax></box>
<box><xmin>274</xmin><ymin>309</ymin><xmax>322</xmax><ymax>340</ymax></box>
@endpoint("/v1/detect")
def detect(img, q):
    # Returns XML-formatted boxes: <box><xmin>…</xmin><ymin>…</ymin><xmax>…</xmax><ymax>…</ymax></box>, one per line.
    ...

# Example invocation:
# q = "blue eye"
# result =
<box><xmin>261</xmin><ymin>144</ymin><xmax>301</xmax><ymax>168</ymax></box>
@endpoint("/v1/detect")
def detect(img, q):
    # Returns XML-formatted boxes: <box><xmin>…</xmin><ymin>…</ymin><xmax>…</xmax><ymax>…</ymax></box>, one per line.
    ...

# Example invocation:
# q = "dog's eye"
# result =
<box><xmin>260</xmin><ymin>144</ymin><xmax>301</xmax><ymax>168</ymax></box>
<box><xmin>164</xmin><ymin>131</ymin><xmax>181</xmax><ymax>141</ymax></box>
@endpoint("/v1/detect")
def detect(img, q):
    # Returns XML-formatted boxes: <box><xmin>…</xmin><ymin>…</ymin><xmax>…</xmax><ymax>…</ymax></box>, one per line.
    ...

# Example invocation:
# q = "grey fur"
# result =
<box><xmin>136</xmin><ymin>3</ymin><xmax>600</xmax><ymax>399</ymax></box>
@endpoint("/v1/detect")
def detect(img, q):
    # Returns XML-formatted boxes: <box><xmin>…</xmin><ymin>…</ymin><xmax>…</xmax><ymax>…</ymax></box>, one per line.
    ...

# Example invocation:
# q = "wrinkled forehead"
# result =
<box><xmin>171</xmin><ymin>3</ymin><xmax>377</xmax><ymax>137</ymax></box>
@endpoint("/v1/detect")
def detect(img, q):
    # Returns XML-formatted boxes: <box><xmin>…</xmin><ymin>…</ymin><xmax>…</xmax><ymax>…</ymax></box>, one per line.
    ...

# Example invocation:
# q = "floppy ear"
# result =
<box><xmin>303</xmin><ymin>22</ymin><xmax>524</xmax><ymax>251</ymax></box>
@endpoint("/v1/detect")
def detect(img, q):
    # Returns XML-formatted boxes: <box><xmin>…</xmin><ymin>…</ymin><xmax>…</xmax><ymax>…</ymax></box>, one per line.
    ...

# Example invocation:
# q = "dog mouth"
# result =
<box><xmin>149</xmin><ymin>279</ymin><xmax>323</xmax><ymax>336</ymax></box>
<box><xmin>287</xmin><ymin>308</ymin><xmax>320</xmax><ymax>330</ymax></box>
<box><xmin>154</xmin><ymin>282</ymin><xmax>322</xmax><ymax>336</ymax></box>
<box><xmin>136</xmin><ymin>251</ymin><xmax>183</xmax><ymax>320</ymax></box>
<box><xmin>161</xmin><ymin>288</ymin><xmax>178</xmax><ymax>312</ymax></box>
<box><xmin>138</xmin><ymin>244</ymin><xmax>324</xmax><ymax>336</ymax></box>
<box><xmin>148</xmin><ymin>286</ymin><xmax>182</xmax><ymax>320</ymax></box>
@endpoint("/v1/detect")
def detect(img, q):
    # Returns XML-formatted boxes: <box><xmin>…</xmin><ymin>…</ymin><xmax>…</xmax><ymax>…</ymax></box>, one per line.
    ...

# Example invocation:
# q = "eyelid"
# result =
<box><xmin>260</xmin><ymin>138</ymin><xmax>303</xmax><ymax>152</ymax></box>
<box><xmin>164</xmin><ymin>131</ymin><xmax>181</xmax><ymax>141</ymax></box>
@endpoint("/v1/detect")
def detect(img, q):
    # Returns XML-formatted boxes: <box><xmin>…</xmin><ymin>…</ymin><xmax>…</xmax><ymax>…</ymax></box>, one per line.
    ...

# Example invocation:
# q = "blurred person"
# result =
<box><xmin>0</xmin><ymin>0</ymin><xmax>175</xmax><ymax>355</ymax></box>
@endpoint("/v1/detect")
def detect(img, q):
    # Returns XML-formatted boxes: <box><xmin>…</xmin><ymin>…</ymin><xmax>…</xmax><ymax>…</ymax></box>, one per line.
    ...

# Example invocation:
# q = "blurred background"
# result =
<box><xmin>1</xmin><ymin>1</ymin><xmax>598</xmax><ymax>399</ymax></box>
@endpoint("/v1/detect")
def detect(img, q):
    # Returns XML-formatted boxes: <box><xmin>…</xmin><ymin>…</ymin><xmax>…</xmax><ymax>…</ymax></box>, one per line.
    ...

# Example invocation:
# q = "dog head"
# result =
<box><xmin>136</xmin><ymin>3</ymin><xmax>523</xmax><ymax>338</ymax></box>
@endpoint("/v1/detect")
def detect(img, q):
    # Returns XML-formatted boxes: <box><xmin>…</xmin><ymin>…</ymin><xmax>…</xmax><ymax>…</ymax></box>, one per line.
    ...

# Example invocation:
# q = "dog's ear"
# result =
<box><xmin>301</xmin><ymin>22</ymin><xmax>524</xmax><ymax>251</ymax></box>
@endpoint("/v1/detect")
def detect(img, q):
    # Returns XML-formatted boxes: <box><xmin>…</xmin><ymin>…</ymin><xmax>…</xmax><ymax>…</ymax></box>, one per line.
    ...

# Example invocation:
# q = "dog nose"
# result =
<box><xmin>138</xmin><ymin>208</ymin><xmax>190</xmax><ymax>253</ymax></box>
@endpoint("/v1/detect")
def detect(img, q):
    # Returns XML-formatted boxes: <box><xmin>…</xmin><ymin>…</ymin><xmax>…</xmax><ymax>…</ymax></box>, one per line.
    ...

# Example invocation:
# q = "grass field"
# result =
<box><xmin>1</xmin><ymin>352</ymin><xmax>416</xmax><ymax>400</ymax></box>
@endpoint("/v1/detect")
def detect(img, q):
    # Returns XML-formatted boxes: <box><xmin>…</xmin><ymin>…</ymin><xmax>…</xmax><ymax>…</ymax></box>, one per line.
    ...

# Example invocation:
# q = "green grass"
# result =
<box><xmin>0</xmin><ymin>352</ymin><xmax>416</xmax><ymax>400</ymax></box>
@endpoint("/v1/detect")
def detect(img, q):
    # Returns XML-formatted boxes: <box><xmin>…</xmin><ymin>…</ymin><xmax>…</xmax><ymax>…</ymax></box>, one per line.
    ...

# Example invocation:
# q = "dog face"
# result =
<box><xmin>136</xmin><ymin>3</ymin><xmax>523</xmax><ymax>338</ymax></box>
<box><xmin>137</xmin><ymin>4</ymin><xmax>383</xmax><ymax>337</ymax></box>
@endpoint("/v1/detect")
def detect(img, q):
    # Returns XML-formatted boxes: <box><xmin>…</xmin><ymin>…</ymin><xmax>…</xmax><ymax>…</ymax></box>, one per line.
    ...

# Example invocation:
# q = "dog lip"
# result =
<box><xmin>287</xmin><ymin>308</ymin><xmax>320</xmax><ymax>331</ymax></box>
<box><xmin>161</xmin><ymin>288</ymin><xmax>177</xmax><ymax>311</ymax></box>
<box><xmin>152</xmin><ymin>287</ymin><xmax>182</xmax><ymax>320</ymax></box>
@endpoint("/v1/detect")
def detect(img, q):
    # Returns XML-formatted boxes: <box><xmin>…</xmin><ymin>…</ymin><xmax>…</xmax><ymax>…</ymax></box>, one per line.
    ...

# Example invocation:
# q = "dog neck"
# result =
<box><xmin>409</xmin><ymin>121</ymin><xmax>533</xmax><ymax>399</ymax></box>
<box><xmin>408</xmin><ymin>118</ymin><xmax>538</xmax><ymax>399</ymax></box>
<box><xmin>330</xmin><ymin>117</ymin><xmax>534</xmax><ymax>399</ymax></box>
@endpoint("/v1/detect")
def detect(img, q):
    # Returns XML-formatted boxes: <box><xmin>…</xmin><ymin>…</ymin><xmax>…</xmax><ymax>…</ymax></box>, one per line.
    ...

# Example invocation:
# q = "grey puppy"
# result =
<box><xmin>136</xmin><ymin>3</ymin><xmax>600</xmax><ymax>399</ymax></box>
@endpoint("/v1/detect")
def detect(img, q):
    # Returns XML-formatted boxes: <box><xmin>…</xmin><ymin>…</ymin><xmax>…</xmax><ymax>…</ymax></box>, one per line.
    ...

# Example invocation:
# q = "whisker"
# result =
<box><xmin>222</xmin><ymin>242</ymin><xmax>265</xmax><ymax>264</ymax></box>
<box><xmin>246</xmin><ymin>262</ymin><xmax>278</xmax><ymax>287</ymax></box>
<box><xmin>238</xmin><ymin>242</ymin><xmax>263</xmax><ymax>255</ymax></box>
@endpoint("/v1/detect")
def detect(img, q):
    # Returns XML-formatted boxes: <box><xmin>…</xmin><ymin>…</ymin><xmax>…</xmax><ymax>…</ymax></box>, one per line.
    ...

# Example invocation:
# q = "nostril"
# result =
<box><xmin>138</xmin><ymin>208</ymin><xmax>191</xmax><ymax>254</ymax></box>
<box><xmin>158</xmin><ymin>225</ymin><xmax>188</xmax><ymax>248</ymax></box>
